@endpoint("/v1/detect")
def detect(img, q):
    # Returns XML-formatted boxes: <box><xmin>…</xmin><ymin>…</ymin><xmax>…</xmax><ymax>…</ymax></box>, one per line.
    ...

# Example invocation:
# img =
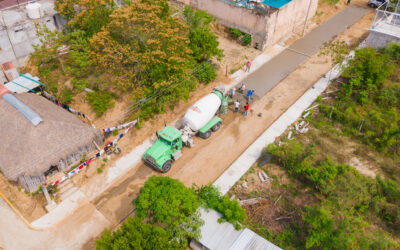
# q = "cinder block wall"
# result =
<box><xmin>188</xmin><ymin>0</ymin><xmax>318</xmax><ymax>50</ymax></box>
<box><xmin>365</xmin><ymin>30</ymin><xmax>400</xmax><ymax>48</ymax></box>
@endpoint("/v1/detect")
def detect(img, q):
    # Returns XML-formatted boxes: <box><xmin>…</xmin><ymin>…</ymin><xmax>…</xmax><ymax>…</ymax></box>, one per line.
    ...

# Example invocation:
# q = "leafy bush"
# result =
<box><xmin>319</xmin><ymin>46</ymin><xmax>400</xmax><ymax>155</ymax></box>
<box><xmin>229</xmin><ymin>28</ymin><xmax>243</xmax><ymax>38</ymax></box>
<box><xmin>86</xmin><ymin>90</ymin><xmax>116</xmax><ymax>116</ymax></box>
<box><xmin>96</xmin><ymin>217</ymin><xmax>171</xmax><ymax>249</ymax></box>
<box><xmin>134</xmin><ymin>176</ymin><xmax>202</xmax><ymax>248</ymax></box>
<box><xmin>196</xmin><ymin>185</ymin><xmax>246</xmax><ymax>229</ymax></box>
<box><xmin>184</xmin><ymin>6</ymin><xmax>223</xmax><ymax>61</ymax></box>
<box><xmin>342</xmin><ymin>47</ymin><xmax>393</xmax><ymax>102</ymax></box>
<box><xmin>242</xmin><ymin>34</ymin><xmax>251</xmax><ymax>46</ymax></box>
<box><xmin>385</xmin><ymin>42</ymin><xmax>400</xmax><ymax>62</ymax></box>
<box><xmin>194</xmin><ymin>61</ymin><xmax>217</xmax><ymax>84</ymax></box>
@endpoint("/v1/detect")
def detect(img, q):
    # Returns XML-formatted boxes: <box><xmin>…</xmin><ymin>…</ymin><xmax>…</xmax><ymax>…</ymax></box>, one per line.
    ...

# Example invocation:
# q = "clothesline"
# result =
<box><xmin>41</xmin><ymin>91</ymin><xmax>95</xmax><ymax>128</ymax></box>
<box><xmin>48</xmin><ymin>120</ymin><xmax>137</xmax><ymax>188</ymax></box>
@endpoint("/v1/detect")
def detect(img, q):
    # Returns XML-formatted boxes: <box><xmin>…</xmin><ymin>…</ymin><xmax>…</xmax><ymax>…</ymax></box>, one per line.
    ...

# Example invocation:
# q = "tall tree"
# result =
<box><xmin>134</xmin><ymin>176</ymin><xmax>203</xmax><ymax>249</ymax></box>
<box><xmin>90</xmin><ymin>0</ymin><xmax>194</xmax><ymax>94</ymax></box>
<box><xmin>183</xmin><ymin>6</ymin><xmax>223</xmax><ymax>62</ymax></box>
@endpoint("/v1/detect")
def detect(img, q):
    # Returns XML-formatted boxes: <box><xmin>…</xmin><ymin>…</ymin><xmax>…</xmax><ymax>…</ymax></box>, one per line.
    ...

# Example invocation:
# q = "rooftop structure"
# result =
<box><xmin>0</xmin><ymin>91</ymin><xmax>102</xmax><ymax>192</ymax></box>
<box><xmin>365</xmin><ymin>2</ymin><xmax>400</xmax><ymax>47</ymax></box>
<box><xmin>191</xmin><ymin>208</ymin><xmax>281</xmax><ymax>250</ymax></box>
<box><xmin>0</xmin><ymin>0</ymin><xmax>64</xmax><ymax>67</ymax></box>
<box><xmin>187</xmin><ymin>0</ymin><xmax>318</xmax><ymax>50</ymax></box>
<box><xmin>4</xmin><ymin>73</ymin><xmax>42</xmax><ymax>93</ymax></box>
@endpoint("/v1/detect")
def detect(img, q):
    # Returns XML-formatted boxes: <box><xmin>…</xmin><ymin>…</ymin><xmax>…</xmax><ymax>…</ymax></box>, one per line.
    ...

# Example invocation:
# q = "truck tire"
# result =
<box><xmin>211</xmin><ymin>122</ymin><xmax>221</xmax><ymax>132</ymax></box>
<box><xmin>161</xmin><ymin>160</ymin><xmax>172</xmax><ymax>173</ymax></box>
<box><xmin>200</xmin><ymin>130</ymin><xmax>212</xmax><ymax>139</ymax></box>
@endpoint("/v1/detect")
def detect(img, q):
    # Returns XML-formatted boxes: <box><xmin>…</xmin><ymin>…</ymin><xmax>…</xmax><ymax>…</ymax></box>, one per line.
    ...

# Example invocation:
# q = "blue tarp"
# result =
<box><xmin>262</xmin><ymin>0</ymin><xmax>292</xmax><ymax>8</ymax></box>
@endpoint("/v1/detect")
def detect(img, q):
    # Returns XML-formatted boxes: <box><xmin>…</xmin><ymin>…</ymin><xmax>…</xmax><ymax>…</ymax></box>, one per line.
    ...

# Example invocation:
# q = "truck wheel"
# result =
<box><xmin>211</xmin><ymin>122</ymin><xmax>221</xmax><ymax>132</ymax></box>
<box><xmin>200</xmin><ymin>130</ymin><xmax>212</xmax><ymax>139</ymax></box>
<box><xmin>161</xmin><ymin>160</ymin><xmax>172</xmax><ymax>173</ymax></box>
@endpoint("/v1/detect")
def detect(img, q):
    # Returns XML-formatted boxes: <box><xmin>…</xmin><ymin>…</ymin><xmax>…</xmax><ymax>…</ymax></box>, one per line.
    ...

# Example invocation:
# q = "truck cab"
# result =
<box><xmin>143</xmin><ymin>126</ymin><xmax>183</xmax><ymax>173</ymax></box>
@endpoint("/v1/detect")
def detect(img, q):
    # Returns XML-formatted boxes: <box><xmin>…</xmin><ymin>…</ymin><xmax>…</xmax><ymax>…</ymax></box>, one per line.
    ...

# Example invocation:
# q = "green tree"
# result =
<box><xmin>134</xmin><ymin>176</ymin><xmax>203</xmax><ymax>249</ymax></box>
<box><xmin>55</xmin><ymin>0</ymin><xmax>115</xmax><ymax>37</ymax></box>
<box><xmin>342</xmin><ymin>47</ymin><xmax>393</xmax><ymax>103</ymax></box>
<box><xmin>90</xmin><ymin>0</ymin><xmax>195</xmax><ymax>92</ymax></box>
<box><xmin>196</xmin><ymin>184</ymin><xmax>246</xmax><ymax>229</ymax></box>
<box><xmin>96</xmin><ymin>217</ymin><xmax>172</xmax><ymax>249</ymax></box>
<box><xmin>183</xmin><ymin>6</ymin><xmax>223</xmax><ymax>62</ymax></box>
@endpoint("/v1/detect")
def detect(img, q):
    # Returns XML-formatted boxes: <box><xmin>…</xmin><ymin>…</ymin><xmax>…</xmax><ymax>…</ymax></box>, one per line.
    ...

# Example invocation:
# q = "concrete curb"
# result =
<box><xmin>214</xmin><ymin>63</ymin><xmax>343</xmax><ymax>195</ymax></box>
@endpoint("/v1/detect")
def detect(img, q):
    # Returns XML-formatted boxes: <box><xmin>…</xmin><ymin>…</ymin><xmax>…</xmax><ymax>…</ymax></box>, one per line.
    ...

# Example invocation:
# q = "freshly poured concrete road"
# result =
<box><xmin>245</xmin><ymin>6</ymin><xmax>369</xmax><ymax>96</ymax></box>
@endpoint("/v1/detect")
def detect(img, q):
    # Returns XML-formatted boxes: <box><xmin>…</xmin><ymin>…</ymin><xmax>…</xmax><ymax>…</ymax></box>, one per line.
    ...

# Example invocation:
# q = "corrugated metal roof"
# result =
<box><xmin>4</xmin><ymin>73</ymin><xmax>40</xmax><ymax>93</ymax></box>
<box><xmin>196</xmin><ymin>208</ymin><xmax>282</xmax><ymax>250</ymax></box>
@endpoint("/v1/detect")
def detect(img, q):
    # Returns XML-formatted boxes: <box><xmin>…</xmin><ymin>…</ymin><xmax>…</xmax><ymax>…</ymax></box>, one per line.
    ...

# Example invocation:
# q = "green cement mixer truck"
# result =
<box><xmin>143</xmin><ymin>87</ymin><xmax>228</xmax><ymax>173</ymax></box>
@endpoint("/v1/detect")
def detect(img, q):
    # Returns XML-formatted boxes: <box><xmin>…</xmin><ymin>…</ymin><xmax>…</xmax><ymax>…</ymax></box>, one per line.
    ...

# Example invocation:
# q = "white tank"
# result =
<box><xmin>183</xmin><ymin>92</ymin><xmax>221</xmax><ymax>131</ymax></box>
<box><xmin>26</xmin><ymin>2</ymin><xmax>41</xmax><ymax>19</ymax></box>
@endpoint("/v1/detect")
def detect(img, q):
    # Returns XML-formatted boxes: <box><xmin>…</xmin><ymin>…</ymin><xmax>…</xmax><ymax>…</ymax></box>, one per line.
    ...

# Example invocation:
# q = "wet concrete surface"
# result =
<box><xmin>242</xmin><ymin>5</ymin><xmax>369</xmax><ymax>97</ymax></box>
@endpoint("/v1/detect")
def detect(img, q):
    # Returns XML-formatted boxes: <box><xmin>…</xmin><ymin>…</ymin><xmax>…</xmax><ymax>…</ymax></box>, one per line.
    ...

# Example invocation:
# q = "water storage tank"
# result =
<box><xmin>26</xmin><ymin>2</ymin><xmax>41</xmax><ymax>19</ymax></box>
<box><xmin>183</xmin><ymin>92</ymin><xmax>222</xmax><ymax>131</ymax></box>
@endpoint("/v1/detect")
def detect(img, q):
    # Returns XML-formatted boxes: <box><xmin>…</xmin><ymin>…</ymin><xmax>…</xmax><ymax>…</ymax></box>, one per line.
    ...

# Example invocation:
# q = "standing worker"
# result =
<box><xmin>246</xmin><ymin>89</ymin><xmax>254</xmax><ymax>102</ymax></box>
<box><xmin>245</xmin><ymin>60</ymin><xmax>252</xmax><ymax>72</ymax></box>
<box><xmin>234</xmin><ymin>100</ymin><xmax>240</xmax><ymax>113</ymax></box>
<box><xmin>240</xmin><ymin>83</ymin><xmax>246</xmax><ymax>94</ymax></box>
<box><xmin>230</xmin><ymin>87</ymin><xmax>236</xmax><ymax>98</ymax></box>
<box><xmin>243</xmin><ymin>102</ymin><xmax>249</xmax><ymax>117</ymax></box>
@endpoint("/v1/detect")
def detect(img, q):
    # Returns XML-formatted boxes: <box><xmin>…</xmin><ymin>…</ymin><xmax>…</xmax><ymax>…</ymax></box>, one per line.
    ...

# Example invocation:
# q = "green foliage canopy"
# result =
<box><xmin>134</xmin><ymin>176</ymin><xmax>202</xmax><ymax>248</ymax></box>
<box><xmin>183</xmin><ymin>6</ymin><xmax>223</xmax><ymax>62</ymax></box>
<box><xmin>96</xmin><ymin>217</ymin><xmax>172</xmax><ymax>250</ymax></box>
<box><xmin>196</xmin><ymin>184</ymin><xmax>246</xmax><ymax>229</ymax></box>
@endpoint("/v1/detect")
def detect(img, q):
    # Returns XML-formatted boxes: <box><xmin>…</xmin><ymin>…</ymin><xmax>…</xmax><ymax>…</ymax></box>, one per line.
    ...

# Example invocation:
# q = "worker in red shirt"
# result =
<box><xmin>245</xmin><ymin>60</ymin><xmax>251</xmax><ymax>72</ymax></box>
<box><xmin>243</xmin><ymin>102</ymin><xmax>249</xmax><ymax>117</ymax></box>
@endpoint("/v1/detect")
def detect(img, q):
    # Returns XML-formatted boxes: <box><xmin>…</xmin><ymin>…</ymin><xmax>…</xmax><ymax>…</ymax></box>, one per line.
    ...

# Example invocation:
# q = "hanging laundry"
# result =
<box><xmin>41</xmin><ymin>90</ymin><xmax>95</xmax><ymax>128</ymax></box>
<box><xmin>48</xmin><ymin>121</ymin><xmax>137</xmax><ymax>188</ymax></box>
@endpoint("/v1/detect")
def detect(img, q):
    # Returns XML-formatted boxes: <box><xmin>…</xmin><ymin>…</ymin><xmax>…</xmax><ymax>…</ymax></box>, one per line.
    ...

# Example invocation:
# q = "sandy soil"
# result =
<box><xmin>80</xmin><ymin>9</ymin><xmax>374</xmax><ymax>247</ymax></box>
<box><xmin>0</xmin><ymin>174</ymin><xmax>46</xmax><ymax>222</ymax></box>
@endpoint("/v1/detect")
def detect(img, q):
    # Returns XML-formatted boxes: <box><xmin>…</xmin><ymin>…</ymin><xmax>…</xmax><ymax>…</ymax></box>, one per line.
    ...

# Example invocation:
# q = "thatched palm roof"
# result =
<box><xmin>0</xmin><ymin>93</ymin><xmax>102</xmax><ymax>182</ymax></box>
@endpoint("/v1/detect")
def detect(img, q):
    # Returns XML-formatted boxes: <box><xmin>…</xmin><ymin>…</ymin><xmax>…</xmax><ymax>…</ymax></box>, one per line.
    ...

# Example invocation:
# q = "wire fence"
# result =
<box><xmin>371</xmin><ymin>5</ymin><xmax>400</xmax><ymax>37</ymax></box>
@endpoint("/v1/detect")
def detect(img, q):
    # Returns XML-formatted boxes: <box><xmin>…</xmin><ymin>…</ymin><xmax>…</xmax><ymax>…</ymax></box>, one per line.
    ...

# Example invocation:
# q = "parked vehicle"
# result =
<box><xmin>143</xmin><ymin>87</ymin><xmax>228</xmax><ymax>173</ymax></box>
<box><xmin>368</xmin><ymin>0</ymin><xmax>386</xmax><ymax>8</ymax></box>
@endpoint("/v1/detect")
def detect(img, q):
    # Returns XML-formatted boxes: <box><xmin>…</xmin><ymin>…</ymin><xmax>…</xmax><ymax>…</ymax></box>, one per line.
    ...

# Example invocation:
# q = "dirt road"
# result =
<box><xmin>89</xmin><ymin>5</ymin><xmax>374</xmax><ymax>237</ymax></box>
<box><xmin>0</xmin><ymin>4</ymin><xmax>374</xmax><ymax>250</ymax></box>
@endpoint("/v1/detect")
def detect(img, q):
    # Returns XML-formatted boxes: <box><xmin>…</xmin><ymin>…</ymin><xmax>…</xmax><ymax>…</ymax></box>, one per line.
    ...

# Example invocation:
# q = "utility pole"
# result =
<box><xmin>302</xmin><ymin>0</ymin><xmax>313</xmax><ymax>37</ymax></box>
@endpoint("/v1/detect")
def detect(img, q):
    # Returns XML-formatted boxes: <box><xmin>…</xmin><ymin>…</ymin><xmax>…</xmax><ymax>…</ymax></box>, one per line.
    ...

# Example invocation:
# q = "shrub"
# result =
<box><xmin>86</xmin><ymin>90</ymin><xmax>116</xmax><ymax>116</ymax></box>
<box><xmin>133</xmin><ymin>176</ymin><xmax>203</xmax><ymax>248</ymax></box>
<box><xmin>96</xmin><ymin>217</ymin><xmax>171</xmax><ymax>249</ymax></box>
<box><xmin>196</xmin><ymin>184</ymin><xmax>246</xmax><ymax>229</ymax></box>
<box><xmin>229</xmin><ymin>28</ymin><xmax>243</xmax><ymax>38</ymax></box>
<box><xmin>242</xmin><ymin>34</ymin><xmax>251</xmax><ymax>46</ymax></box>
<box><xmin>194</xmin><ymin>61</ymin><xmax>217</xmax><ymax>84</ymax></box>
<box><xmin>61</xmin><ymin>88</ymin><xmax>75</xmax><ymax>104</ymax></box>
<box><xmin>184</xmin><ymin>6</ymin><xmax>223</xmax><ymax>61</ymax></box>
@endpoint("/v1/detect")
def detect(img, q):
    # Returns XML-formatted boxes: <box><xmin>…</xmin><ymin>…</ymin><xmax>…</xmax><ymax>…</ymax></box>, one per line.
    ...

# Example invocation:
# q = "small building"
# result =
<box><xmin>0</xmin><ymin>91</ymin><xmax>102</xmax><ymax>192</ymax></box>
<box><xmin>191</xmin><ymin>208</ymin><xmax>282</xmax><ymax>250</ymax></box>
<box><xmin>0</xmin><ymin>0</ymin><xmax>65</xmax><ymax>67</ymax></box>
<box><xmin>365</xmin><ymin>3</ymin><xmax>400</xmax><ymax>48</ymax></box>
<box><xmin>184</xmin><ymin>0</ymin><xmax>318</xmax><ymax>50</ymax></box>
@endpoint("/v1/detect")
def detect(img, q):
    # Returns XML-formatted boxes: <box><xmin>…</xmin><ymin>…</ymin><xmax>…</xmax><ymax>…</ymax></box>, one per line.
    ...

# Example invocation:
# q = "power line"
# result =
<box><xmin>121</xmin><ymin>64</ymin><xmax>207</xmax><ymax>119</ymax></box>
